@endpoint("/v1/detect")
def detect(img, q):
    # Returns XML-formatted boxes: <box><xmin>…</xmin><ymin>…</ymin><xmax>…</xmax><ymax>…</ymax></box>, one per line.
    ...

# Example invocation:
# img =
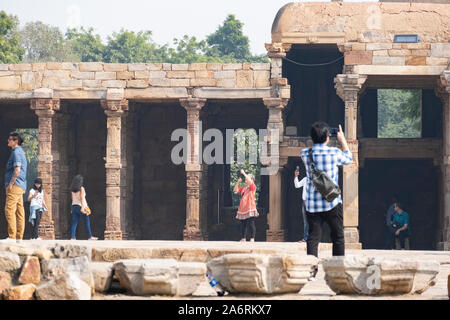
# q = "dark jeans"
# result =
<box><xmin>240</xmin><ymin>217</ymin><xmax>256</xmax><ymax>240</ymax></box>
<box><xmin>395</xmin><ymin>229</ymin><xmax>410</xmax><ymax>249</ymax></box>
<box><xmin>32</xmin><ymin>210</ymin><xmax>42</xmax><ymax>239</ymax></box>
<box><xmin>306</xmin><ymin>203</ymin><xmax>345</xmax><ymax>258</ymax></box>
<box><xmin>71</xmin><ymin>205</ymin><xmax>92</xmax><ymax>239</ymax></box>
<box><xmin>384</xmin><ymin>224</ymin><xmax>395</xmax><ymax>250</ymax></box>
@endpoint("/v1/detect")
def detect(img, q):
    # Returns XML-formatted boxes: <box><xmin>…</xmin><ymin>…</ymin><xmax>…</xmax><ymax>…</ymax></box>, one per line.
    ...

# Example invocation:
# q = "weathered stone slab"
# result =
<box><xmin>35</xmin><ymin>273</ymin><xmax>91</xmax><ymax>300</ymax></box>
<box><xmin>90</xmin><ymin>262</ymin><xmax>114</xmax><ymax>293</ymax></box>
<box><xmin>91</xmin><ymin>247</ymin><xmax>154</xmax><ymax>262</ymax></box>
<box><xmin>207</xmin><ymin>253</ymin><xmax>318</xmax><ymax>294</ymax></box>
<box><xmin>2</xmin><ymin>284</ymin><xmax>36</xmax><ymax>300</ymax></box>
<box><xmin>0</xmin><ymin>251</ymin><xmax>21</xmax><ymax>273</ymax></box>
<box><xmin>18</xmin><ymin>256</ymin><xmax>40</xmax><ymax>285</ymax></box>
<box><xmin>322</xmin><ymin>256</ymin><xmax>440</xmax><ymax>295</ymax></box>
<box><xmin>52</xmin><ymin>244</ymin><xmax>92</xmax><ymax>260</ymax></box>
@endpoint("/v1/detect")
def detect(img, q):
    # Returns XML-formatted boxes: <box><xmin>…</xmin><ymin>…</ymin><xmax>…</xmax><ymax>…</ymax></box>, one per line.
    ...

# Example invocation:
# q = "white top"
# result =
<box><xmin>294</xmin><ymin>177</ymin><xmax>307</xmax><ymax>201</ymax></box>
<box><xmin>29</xmin><ymin>189</ymin><xmax>44</xmax><ymax>207</ymax></box>
<box><xmin>72</xmin><ymin>187</ymin><xmax>88</xmax><ymax>208</ymax></box>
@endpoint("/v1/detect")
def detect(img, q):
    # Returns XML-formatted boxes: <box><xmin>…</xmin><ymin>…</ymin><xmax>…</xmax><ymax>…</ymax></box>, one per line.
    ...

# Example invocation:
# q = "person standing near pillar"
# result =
<box><xmin>234</xmin><ymin>169</ymin><xmax>259</xmax><ymax>242</ymax></box>
<box><xmin>301</xmin><ymin>122</ymin><xmax>353</xmax><ymax>280</ymax></box>
<box><xmin>27</xmin><ymin>178</ymin><xmax>47</xmax><ymax>240</ymax></box>
<box><xmin>2</xmin><ymin>132</ymin><xmax>28</xmax><ymax>243</ymax></box>
<box><xmin>294</xmin><ymin>168</ymin><xmax>308</xmax><ymax>242</ymax></box>
<box><xmin>70</xmin><ymin>175</ymin><xmax>97</xmax><ymax>241</ymax></box>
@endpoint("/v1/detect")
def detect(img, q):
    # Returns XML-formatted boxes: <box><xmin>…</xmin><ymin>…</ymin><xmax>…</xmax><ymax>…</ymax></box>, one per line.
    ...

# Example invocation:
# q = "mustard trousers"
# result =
<box><xmin>5</xmin><ymin>185</ymin><xmax>26</xmax><ymax>239</ymax></box>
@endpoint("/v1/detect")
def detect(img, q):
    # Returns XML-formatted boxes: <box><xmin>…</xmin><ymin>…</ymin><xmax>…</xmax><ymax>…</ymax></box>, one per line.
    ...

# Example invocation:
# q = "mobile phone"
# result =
<box><xmin>330</xmin><ymin>128</ymin><xmax>338</xmax><ymax>136</ymax></box>
<box><xmin>296</xmin><ymin>166</ymin><xmax>300</xmax><ymax>171</ymax></box>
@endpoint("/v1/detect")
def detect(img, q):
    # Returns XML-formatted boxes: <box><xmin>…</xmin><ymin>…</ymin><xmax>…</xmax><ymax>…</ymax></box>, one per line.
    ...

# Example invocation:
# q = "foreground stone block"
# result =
<box><xmin>207</xmin><ymin>254</ymin><xmax>319</xmax><ymax>294</ymax></box>
<box><xmin>2</xmin><ymin>284</ymin><xmax>36</xmax><ymax>300</ymax></box>
<box><xmin>114</xmin><ymin>259</ymin><xmax>178</xmax><ymax>296</ymax></box>
<box><xmin>0</xmin><ymin>251</ymin><xmax>21</xmax><ymax>274</ymax></box>
<box><xmin>0</xmin><ymin>271</ymin><xmax>12</xmax><ymax>293</ymax></box>
<box><xmin>35</xmin><ymin>273</ymin><xmax>91</xmax><ymax>300</ymax></box>
<box><xmin>177</xmin><ymin>262</ymin><xmax>206</xmax><ymax>297</ymax></box>
<box><xmin>41</xmin><ymin>256</ymin><xmax>94</xmax><ymax>292</ymax></box>
<box><xmin>322</xmin><ymin>256</ymin><xmax>440</xmax><ymax>295</ymax></box>
<box><xmin>113</xmin><ymin>259</ymin><xmax>207</xmax><ymax>296</ymax></box>
<box><xmin>90</xmin><ymin>262</ymin><xmax>114</xmax><ymax>293</ymax></box>
<box><xmin>18</xmin><ymin>256</ymin><xmax>40</xmax><ymax>285</ymax></box>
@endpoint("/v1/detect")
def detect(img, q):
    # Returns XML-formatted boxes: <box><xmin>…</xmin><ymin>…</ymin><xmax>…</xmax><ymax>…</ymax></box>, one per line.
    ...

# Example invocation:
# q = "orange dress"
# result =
<box><xmin>236</xmin><ymin>182</ymin><xmax>259</xmax><ymax>220</ymax></box>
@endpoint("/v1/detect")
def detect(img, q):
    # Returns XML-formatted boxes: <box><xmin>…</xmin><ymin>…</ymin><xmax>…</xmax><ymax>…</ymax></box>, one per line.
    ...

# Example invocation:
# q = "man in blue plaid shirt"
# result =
<box><xmin>301</xmin><ymin>122</ymin><xmax>353</xmax><ymax>274</ymax></box>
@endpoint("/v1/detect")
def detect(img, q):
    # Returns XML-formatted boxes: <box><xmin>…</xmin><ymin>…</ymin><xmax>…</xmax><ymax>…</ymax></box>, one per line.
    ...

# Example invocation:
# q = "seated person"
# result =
<box><xmin>393</xmin><ymin>202</ymin><xmax>410</xmax><ymax>250</ymax></box>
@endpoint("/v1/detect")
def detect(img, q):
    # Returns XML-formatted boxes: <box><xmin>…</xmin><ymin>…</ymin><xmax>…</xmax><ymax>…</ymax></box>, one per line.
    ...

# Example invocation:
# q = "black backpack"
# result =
<box><xmin>308</xmin><ymin>148</ymin><xmax>341</xmax><ymax>202</ymax></box>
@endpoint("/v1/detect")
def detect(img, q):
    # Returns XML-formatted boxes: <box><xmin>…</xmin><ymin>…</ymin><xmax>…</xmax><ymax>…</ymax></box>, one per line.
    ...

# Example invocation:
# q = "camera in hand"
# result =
<box><xmin>329</xmin><ymin>128</ymin><xmax>339</xmax><ymax>136</ymax></box>
<box><xmin>236</xmin><ymin>169</ymin><xmax>244</xmax><ymax>179</ymax></box>
<box><xmin>295</xmin><ymin>166</ymin><xmax>300</xmax><ymax>172</ymax></box>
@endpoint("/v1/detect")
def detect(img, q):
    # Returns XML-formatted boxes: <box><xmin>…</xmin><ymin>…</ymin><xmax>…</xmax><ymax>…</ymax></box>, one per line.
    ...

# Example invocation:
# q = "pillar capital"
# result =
<box><xmin>265</xmin><ymin>42</ymin><xmax>292</xmax><ymax>58</ymax></box>
<box><xmin>180</xmin><ymin>98</ymin><xmax>207</xmax><ymax>111</ymax></box>
<box><xmin>334</xmin><ymin>74</ymin><xmax>368</xmax><ymax>102</ymax></box>
<box><xmin>263</xmin><ymin>97</ymin><xmax>289</xmax><ymax>110</ymax></box>
<box><xmin>30</xmin><ymin>98</ymin><xmax>60</xmax><ymax>116</ymax></box>
<box><xmin>101</xmin><ymin>99</ymin><xmax>129</xmax><ymax>116</ymax></box>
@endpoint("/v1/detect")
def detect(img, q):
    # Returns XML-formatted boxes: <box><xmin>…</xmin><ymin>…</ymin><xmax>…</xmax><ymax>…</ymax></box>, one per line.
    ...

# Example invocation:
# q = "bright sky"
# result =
<box><xmin>1</xmin><ymin>0</ymin><xmax>378</xmax><ymax>55</ymax></box>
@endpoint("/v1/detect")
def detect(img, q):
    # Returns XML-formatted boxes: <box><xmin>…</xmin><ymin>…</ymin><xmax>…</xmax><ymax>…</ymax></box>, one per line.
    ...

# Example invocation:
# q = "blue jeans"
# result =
<box><xmin>302</xmin><ymin>203</ymin><xmax>309</xmax><ymax>241</ymax></box>
<box><xmin>71</xmin><ymin>205</ymin><xmax>92</xmax><ymax>239</ymax></box>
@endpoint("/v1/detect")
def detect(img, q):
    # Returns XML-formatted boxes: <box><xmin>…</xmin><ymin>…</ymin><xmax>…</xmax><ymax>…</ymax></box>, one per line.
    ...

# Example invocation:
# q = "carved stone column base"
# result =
<box><xmin>344</xmin><ymin>227</ymin><xmax>359</xmax><ymax>244</ymax></box>
<box><xmin>183</xmin><ymin>228</ymin><xmax>206</xmax><ymax>241</ymax></box>
<box><xmin>266</xmin><ymin>230</ymin><xmax>285</xmax><ymax>242</ymax></box>
<box><xmin>104</xmin><ymin>230</ymin><xmax>122</xmax><ymax>240</ymax></box>
<box><xmin>38</xmin><ymin>224</ymin><xmax>55</xmax><ymax>240</ymax></box>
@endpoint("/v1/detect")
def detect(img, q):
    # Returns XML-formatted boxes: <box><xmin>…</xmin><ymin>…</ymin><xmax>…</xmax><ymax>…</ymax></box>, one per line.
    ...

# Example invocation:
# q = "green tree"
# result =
<box><xmin>103</xmin><ymin>29</ymin><xmax>166</xmax><ymax>63</ymax></box>
<box><xmin>378</xmin><ymin>89</ymin><xmax>421</xmax><ymax>138</ymax></box>
<box><xmin>0</xmin><ymin>11</ymin><xmax>24</xmax><ymax>63</ymax></box>
<box><xmin>15</xmin><ymin>129</ymin><xmax>39</xmax><ymax>193</ymax></box>
<box><xmin>166</xmin><ymin>35</ymin><xmax>222</xmax><ymax>64</ymax></box>
<box><xmin>19</xmin><ymin>21</ymin><xmax>78</xmax><ymax>62</ymax></box>
<box><xmin>66</xmin><ymin>27</ymin><xmax>105</xmax><ymax>62</ymax></box>
<box><xmin>206</xmin><ymin>14</ymin><xmax>268</xmax><ymax>63</ymax></box>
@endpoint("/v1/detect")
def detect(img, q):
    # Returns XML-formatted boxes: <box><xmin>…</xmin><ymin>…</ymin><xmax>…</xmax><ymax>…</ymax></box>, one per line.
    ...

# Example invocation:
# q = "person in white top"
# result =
<box><xmin>70</xmin><ymin>174</ymin><xmax>97</xmax><ymax>240</ymax></box>
<box><xmin>27</xmin><ymin>178</ymin><xmax>47</xmax><ymax>240</ymax></box>
<box><xmin>294</xmin><ymin>167</ymin><xmax>309</xmax><ymax>242</ymax></box>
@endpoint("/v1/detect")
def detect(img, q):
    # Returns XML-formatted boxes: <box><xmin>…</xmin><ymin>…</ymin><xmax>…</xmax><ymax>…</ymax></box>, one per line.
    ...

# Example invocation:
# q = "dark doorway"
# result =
<box><xmin>359</xmin><ymin>159</ymin><xmax>439</xmax><ymax>250</ymax></box>
<box><xmin>283</xmin><ymin>44</ymin><xmax>345</xmax><ymax>137</ymax></box>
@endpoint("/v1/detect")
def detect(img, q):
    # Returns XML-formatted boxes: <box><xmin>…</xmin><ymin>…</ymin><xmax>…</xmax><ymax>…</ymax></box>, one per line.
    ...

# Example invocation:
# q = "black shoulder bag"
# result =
<box><xmin>308</xmin><ymin>148</ymin><xmax>341</xmax><ymax>202</ymax></box>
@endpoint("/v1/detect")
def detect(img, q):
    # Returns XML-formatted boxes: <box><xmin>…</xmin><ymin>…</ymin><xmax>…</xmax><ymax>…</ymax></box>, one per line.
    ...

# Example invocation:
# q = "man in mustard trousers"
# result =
<box><xmin>2</xmin><ymin>132</ymin><xmax>28</xmax><ymax>243</ymax></box>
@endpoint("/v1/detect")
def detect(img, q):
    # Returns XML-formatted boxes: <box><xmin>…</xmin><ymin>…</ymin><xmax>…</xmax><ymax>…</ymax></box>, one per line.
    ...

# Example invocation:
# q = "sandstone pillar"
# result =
<box><xmin>180</xmin><ymin>98</ymin><xmax>207</xmax><ymax>241</ymax></box>
<box><xmin>31</xmin><ymin>98</ymin><xmax>60</xmax><ymax>240</ymax></box>
<box><xmin>101</xmin><ymin>99</ymin><xmax>129</xmax><ymax>240</ymax></box>
<box><xmin>436</xmin><ymin>71</ymin><xmax>450</xmax><ymax>251</ymax></box>
<box><xmin>335</xmin><ymin>74</ymin><xmax>367</xmax><ymax>246</ymax></box>
<box><xmin>263</xmin><ymin>98</ymin><xmax>289</xmax><ymax>242</ymax></box>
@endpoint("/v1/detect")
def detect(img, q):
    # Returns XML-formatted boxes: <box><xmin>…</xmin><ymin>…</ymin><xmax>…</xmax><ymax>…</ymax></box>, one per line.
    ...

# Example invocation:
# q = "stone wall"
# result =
<box><xmin>0</xmin><ymin>63</ymin><xmax>271</xmax><ymax>95</ymax></box>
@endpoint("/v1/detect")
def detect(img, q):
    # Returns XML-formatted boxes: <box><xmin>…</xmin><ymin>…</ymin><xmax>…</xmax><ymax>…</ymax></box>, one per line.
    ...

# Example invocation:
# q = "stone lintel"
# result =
<box><xmin>193</xmin><ymin>87</ymin><xmax>271</xmax><ymax>99</ymax></box>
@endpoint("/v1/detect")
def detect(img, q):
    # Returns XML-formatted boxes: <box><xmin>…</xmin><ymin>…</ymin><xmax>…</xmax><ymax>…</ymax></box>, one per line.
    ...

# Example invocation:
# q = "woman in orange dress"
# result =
<box><xmin>234</xmin><ymin>169</ymin><xmax>259</xmax><ymax>242</ymax></box>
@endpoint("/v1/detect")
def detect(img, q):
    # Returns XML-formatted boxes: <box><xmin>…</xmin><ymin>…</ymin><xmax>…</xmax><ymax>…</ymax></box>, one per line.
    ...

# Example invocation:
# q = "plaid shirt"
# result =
<box><xmin>300</xmin><ymin>144</ymin><xmax>353</xmax><ymax>213</ymax></box>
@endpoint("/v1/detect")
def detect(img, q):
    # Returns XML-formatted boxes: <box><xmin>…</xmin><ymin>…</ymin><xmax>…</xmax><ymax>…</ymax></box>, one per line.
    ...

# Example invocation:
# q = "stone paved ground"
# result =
<box><xmin>63</xmin><ymin>241</ymin><xmax>450</xmax><ymax>301</ymax></box>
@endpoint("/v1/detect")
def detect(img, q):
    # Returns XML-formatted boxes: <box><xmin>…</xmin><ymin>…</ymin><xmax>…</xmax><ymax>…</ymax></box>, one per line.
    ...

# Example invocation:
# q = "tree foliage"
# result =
<box><xmin>19</xmin><ymin>21</ymin><xmax>78</xmax><ymax>62</ymax></box>
<box><xmin>66</xmin><ymin>27</ymin><xmax>105</xmax><ymax>62</ymax></box>
<box><xmin>0</xmin><ymin>11</ymin><xmax>24</xmax><ymax>63</ymax></box>
<box><xmin>378</xmin><ymin>89</ymin><xmax>421</xmax><ymax>138</ymax></box>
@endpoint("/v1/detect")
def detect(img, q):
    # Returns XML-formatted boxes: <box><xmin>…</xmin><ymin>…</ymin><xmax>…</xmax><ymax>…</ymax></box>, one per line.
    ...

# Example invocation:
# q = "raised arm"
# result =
<box><xmin>233</xmin><ymin>178</ymin><xmax>242</xmax><ymax>194</ymax></box>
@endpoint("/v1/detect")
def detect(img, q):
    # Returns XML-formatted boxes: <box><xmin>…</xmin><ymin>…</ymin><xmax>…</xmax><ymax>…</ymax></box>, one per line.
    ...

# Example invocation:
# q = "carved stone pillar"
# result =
<box><xmin>31</xmin><ymin>98</ymin><xmax>60</xmax><ymax>240</ymax></box>
<box><xmin>436</xmin><ymin>71</ymin><xmax>450</xmax><ymax>251</ymax></box>
<box><xmin>101</xmin><ymin>99</ymin><xmax>129</xmax><ymax>240</ymax></box>
<box><xmin>265</xmin><ymin>43</ymin><xmax>292</xmax><ymax>102</ymax></box>
<box><xmin>263</xmin><ymin>98</ymin><xmax>289</xmax><ymax>242</ymax></box>
<box><xmin>180</xmin><ymin>98</ymin><xmax>207</xmax><ymax>241</ymax></box>
<box><xmin>335</xmin><ymin>74</ymin><xmax>367</xmax><ymax>245</ymax></box>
